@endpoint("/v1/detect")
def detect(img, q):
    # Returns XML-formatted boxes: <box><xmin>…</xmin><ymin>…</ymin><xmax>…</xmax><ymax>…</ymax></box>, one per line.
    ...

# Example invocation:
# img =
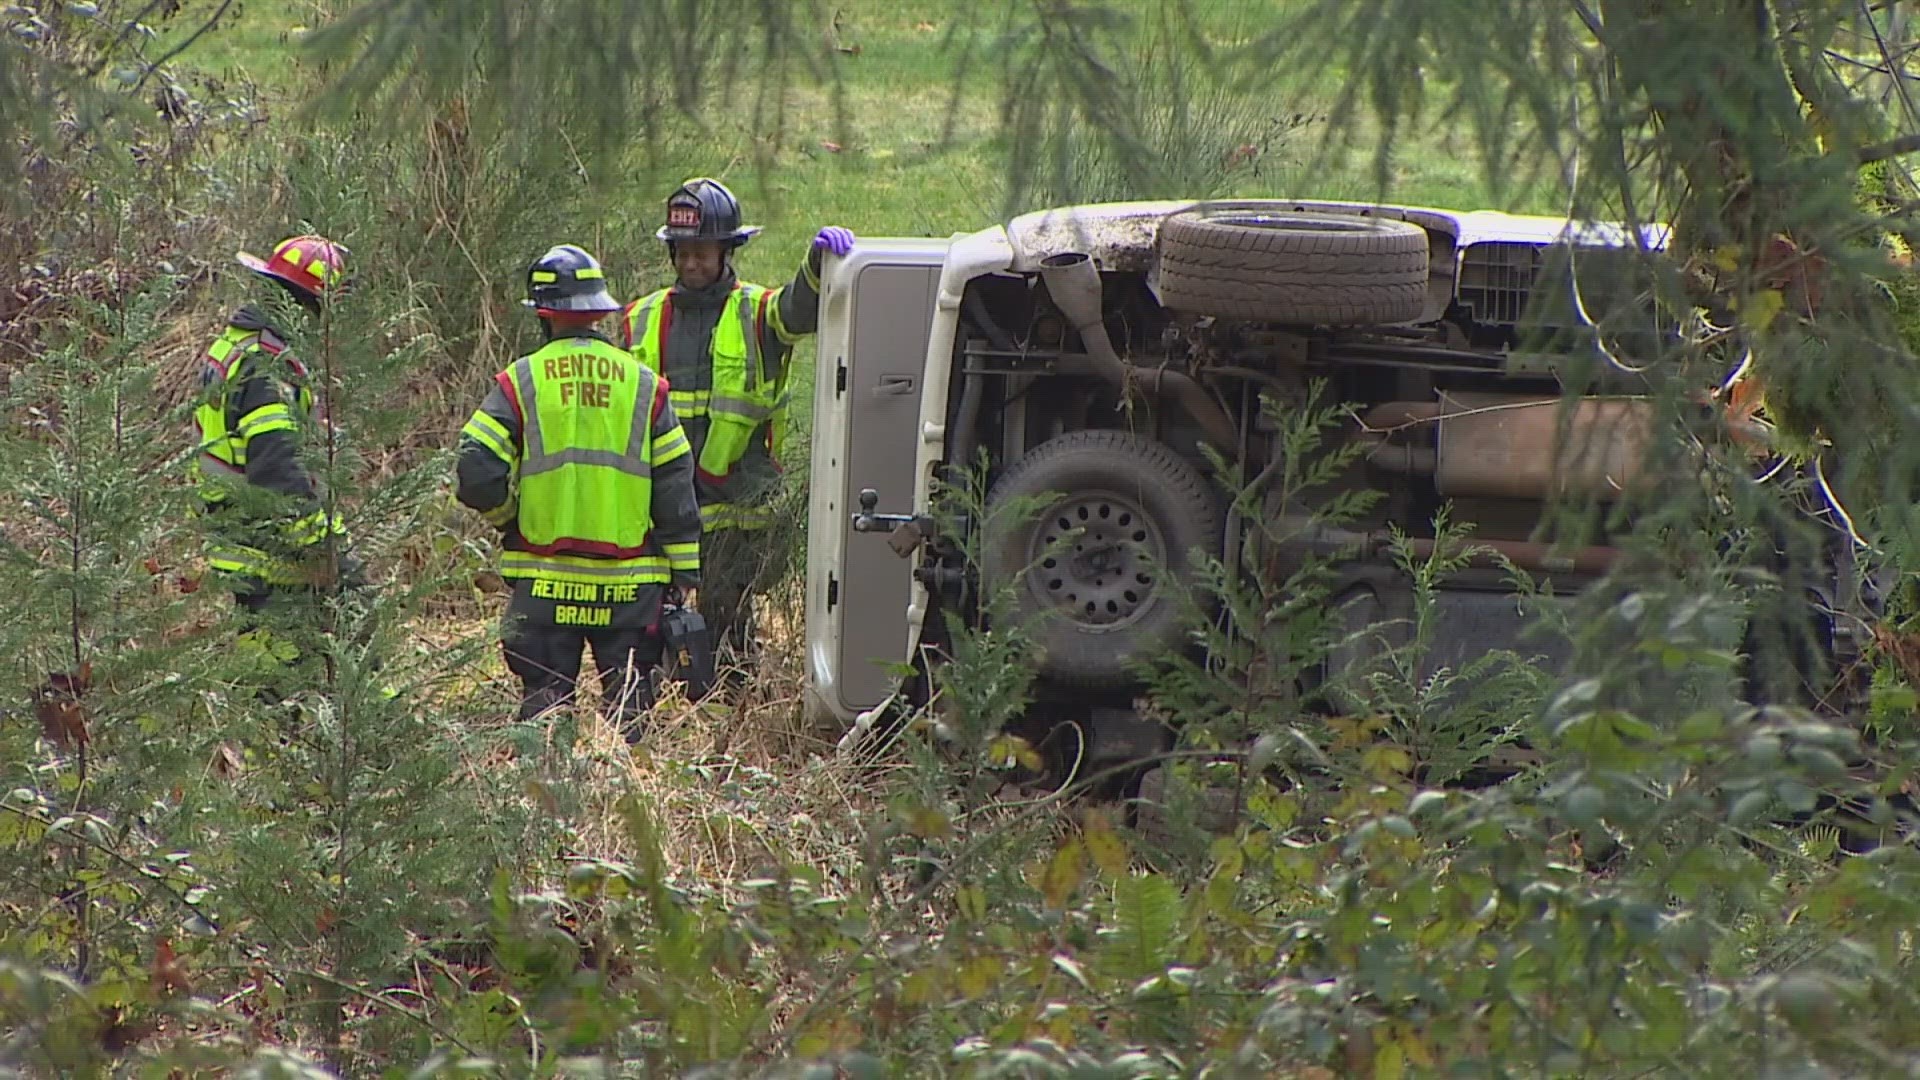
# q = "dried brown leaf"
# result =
<box><xmin>151</xmin><ymin>937</ymin><xmax>190</xmax><ymax>997</ymax></box>
<box><xmin>34</xmin><ymin>666</ymin><xmax>90</xmax><ymax>750</ymax></box>
<box><xmin>208</xmin><ymin>743</ymin><xmax>243</xmax><ymax>781</ymax></box>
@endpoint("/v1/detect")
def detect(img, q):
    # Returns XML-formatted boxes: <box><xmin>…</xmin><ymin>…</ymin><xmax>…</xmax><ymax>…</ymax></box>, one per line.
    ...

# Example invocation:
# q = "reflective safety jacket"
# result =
<box><xmin>619</xmin><ymin>254</ymin><xmax>824</xmax><ymax>532</ymax></box>
<box><xmin>454</xmin><ymin>331</ymin><xmax>702</xmax><ymax>588</ymax></box>
<box><xmin>190</xmin><ymin>304</ymin><xmax>345</xmax><ymax>587</ymax></box>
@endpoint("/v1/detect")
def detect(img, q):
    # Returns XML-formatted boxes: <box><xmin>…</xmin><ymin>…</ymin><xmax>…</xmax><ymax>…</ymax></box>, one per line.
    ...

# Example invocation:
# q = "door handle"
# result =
<box><xmin>876</xmin><ymin>374</ymin><xmax>916</xmax><ymax>396</ymax></box>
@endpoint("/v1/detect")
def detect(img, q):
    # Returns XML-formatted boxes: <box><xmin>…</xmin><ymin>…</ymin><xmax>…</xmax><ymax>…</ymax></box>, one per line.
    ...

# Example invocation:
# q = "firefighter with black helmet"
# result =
<box><xmin>456</xmin><ymin>244</ymin><xmax>703</xmax><ymax>743</ymax></box>
<box><xmin>620</xmin><ymin>176</ymin><xmax>856</xmax><ymax>669</ymax></box>
<box><xmin>192</xmin><ymin>233</ymin><xmax>358</xmax><ymax>624</ymax></box>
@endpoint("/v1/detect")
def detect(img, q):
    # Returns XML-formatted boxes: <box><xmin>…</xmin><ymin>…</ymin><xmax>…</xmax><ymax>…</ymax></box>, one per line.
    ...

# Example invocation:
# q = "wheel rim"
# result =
<box><xmin>1026</xmin><ymin>491</ymin><xmax>1164</xmax><ymax>631</ymax></box>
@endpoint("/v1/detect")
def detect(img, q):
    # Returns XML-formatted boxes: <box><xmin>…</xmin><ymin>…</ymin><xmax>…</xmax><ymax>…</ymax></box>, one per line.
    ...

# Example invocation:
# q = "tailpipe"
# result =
<box><xmin>1354</xmin><ymin>400</ymin><xmax>1440</xmax><ymax>474</ymax></box>
<box><xmin>1037</xmin><ymin>252</ymin><xmax>1238</xmax><ymax>454</ymax></box>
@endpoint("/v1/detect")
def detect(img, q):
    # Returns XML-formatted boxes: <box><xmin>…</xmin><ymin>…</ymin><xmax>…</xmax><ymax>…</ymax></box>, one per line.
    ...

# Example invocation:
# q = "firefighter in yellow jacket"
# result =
<box><xmin>191</xmin><ymin>233</ymin><xmax>355</xmax><ymax>620</ymax></box>
<box><xmin>620</xmin><ymin>177</ymin><xmax>856</xmax><ymax>664</ymax></box>
<box><xmin>456</xmin><ymin>244</ymin><xmax>702</xmax><ymax>741</ymax></box>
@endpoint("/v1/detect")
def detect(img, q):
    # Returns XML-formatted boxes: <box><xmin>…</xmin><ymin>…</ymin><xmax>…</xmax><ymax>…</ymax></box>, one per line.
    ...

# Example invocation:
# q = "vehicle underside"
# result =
<box><xmin>864</xmin><ymin>203</ymin><xmax>1865</xmax><ymax>795</ymax></box>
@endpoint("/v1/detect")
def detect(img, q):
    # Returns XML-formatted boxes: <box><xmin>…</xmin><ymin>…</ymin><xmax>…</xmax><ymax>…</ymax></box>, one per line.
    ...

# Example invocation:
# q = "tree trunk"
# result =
<box><xmin>1596</xmin><ymin>0</ymin><xmax>1817</xmax><ymax>259</ymax></box>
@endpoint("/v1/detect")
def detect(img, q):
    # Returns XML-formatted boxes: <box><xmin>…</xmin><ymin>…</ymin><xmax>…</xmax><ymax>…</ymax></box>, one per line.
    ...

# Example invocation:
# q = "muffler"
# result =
<box><xmin>1355</xmin><ymin>392</ymin><xmax>1654</xmax><ymax>501</ymax></box>
<box><xmin>1433</xmin><ymin>391</ymin><xmax>1652</xmax><ymax>501</ymax></box>
<box><xmin>1038</xmin><ymin>252</ymin><xmax>1238</xmax><ymax>454</ymax></box>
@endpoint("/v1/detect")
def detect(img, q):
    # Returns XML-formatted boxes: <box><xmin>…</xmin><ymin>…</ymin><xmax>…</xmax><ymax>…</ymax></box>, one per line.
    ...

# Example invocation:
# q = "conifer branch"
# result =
<box><xmin>1858</xmin><ymin>131</ymin><xmax>1920</xmax><ymax>163</ymax></box>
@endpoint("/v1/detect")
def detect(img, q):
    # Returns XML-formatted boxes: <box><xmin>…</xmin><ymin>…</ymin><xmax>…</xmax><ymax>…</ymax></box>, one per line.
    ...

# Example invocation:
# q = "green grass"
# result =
<box><xmin>147</xmin><ymin>0</ymin><xmax>330</xmax><ymax>90</ymax></box>
<box><xmin>169</xmin><ymin>0</ymin><xmax>1567</xmax><ymax>242</ymax></box>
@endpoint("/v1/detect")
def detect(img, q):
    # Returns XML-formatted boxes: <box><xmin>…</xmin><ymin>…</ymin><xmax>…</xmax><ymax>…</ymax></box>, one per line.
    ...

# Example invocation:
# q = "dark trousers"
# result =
<box><xmin>232</xmin><ymin>585</ymin><xmax>353</xmax><ymax>721</ymax></box>
<box><xmin>235</xmin><ymin>588</ymin><xmax>287</xmax><ymax>620</ymax></box>
<box><xmin>699</xmin><ymin>526</ymin><xmax>782</xmax><ymax>662</ymax></box>
<box><xmin>233</xmin><ymin>584</ymin><xmax>327</xmax><ymax>674</ymax></box>
<box><xmin>233</xmin><ymin>589</ymin><xmax>301</xmax><ymax>708</ymax></box>
<box><xmin>500</xmin><ymin>581</ymin><xmax>665</xmax><ymax>736</ymax></box>
<box><xmin>233</xmin><ymin>580</ymin><xmax>381</xmax><ymax>697</ymax></box>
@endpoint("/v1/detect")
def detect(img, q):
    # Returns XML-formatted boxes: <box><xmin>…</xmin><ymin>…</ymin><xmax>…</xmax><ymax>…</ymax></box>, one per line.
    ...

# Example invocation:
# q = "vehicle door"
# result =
<box><xmin>804</xmin><ymin>240</ymin><xmax>949</xmax><ymax>724</ymax></box>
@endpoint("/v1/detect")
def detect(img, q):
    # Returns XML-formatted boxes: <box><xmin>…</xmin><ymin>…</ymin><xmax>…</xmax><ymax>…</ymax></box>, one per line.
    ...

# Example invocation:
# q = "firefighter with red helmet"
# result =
<box><xmin>620</xmin><ymin>177</ymin><xmax>856</xmax><ymax>668</ymax></box>
<box><xmin>456</xmin><ymin>244</ymin><xmax>703</xmax><ymax>741</ymax></box>
<box><xmin>192</xmin><ymin>233</ymin><xmax>358</xmax><ymax>623</ymax></box>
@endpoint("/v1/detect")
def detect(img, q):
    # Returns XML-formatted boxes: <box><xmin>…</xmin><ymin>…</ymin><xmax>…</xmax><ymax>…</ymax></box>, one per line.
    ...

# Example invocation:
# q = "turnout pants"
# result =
<box><xmin>698</xmin><ymin>524</ymin><xmax>785</xmax><ymax>663</ymax></box>
<box><xmin>501</xmin><ymin>578</ymin><xmax>666</xmax><ymax>738</ymax></box>
<box><xmin>230</xmin><ymin>570</ymin><xmax>384</xmax><ymax>715</ymax></box>
<box><xmin>233</xmin><ymin>586</ymin><xmax>324</xmax><ymax>708</ymax></box>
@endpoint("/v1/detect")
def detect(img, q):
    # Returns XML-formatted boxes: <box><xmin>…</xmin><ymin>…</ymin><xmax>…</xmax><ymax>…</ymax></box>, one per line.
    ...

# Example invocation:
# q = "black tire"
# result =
<box><xmin>982</xmin><ymin>431</ymin><xmax>1221</xmax><ymax>686</ymax></box>
<box><xmin>1156</xmin><ymin>204</ymin><xmax>1429</xmax><ymax>325</ymax></box>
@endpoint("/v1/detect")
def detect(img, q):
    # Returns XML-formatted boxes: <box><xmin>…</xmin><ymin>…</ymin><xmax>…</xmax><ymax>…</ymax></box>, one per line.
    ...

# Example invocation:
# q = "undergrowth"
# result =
<box><xmin>6</xmin><ymin>1</ymin><xmax>1920</xmax><ymax>1078</ymax></box>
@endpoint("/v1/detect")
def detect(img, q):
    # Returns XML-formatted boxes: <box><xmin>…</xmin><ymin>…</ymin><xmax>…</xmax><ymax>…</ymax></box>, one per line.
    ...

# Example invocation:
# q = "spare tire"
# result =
<box><xmin>982</xmin><ymin>430</ymin><xmax>1221</xmax><ymax>686</ymax></box>
<box><xmin>1156</xmin><ymin>205</ymin><xmax>1429</xmax><ymax>325</ymax></box>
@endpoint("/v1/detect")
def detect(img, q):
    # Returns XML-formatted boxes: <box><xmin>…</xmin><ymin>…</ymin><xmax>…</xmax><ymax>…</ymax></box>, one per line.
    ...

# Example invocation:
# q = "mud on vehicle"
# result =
<box><xmin>804</xmin><ymin>199</ymin><xmax>1867</xmax><ymax>791</ymax></box>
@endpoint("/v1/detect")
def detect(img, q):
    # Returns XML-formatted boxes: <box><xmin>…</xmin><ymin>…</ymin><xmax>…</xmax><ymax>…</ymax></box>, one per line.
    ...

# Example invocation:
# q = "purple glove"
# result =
<box><xmin>813</xmin><ymin>225</ymin><xmax>855</xmax><ymax>257</ymax></box>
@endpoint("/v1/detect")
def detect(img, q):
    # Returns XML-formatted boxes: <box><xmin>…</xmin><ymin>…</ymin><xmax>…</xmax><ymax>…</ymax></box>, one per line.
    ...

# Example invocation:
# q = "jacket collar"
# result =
<box><xmin>670</xmin><ymin>267</ymin><xmax>739</xmax><ymax>308</ymax></box>
<box><xmin>229</xmin><ymin>302</ymin><xmax>290</xmax><ymax>342</ymax></box>
<box><xmin>542</xmin><ymin>325</ymin><xmax>614</xmax><ymax>346</ymax></box>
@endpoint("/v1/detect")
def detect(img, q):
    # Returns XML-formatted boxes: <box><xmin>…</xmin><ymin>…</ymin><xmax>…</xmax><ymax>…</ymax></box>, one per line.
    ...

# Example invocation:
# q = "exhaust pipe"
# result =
<box><xmin>1354</xmin><ymin>400</ymin><xmax>1440</xmax><ymax>475</ymax></box>
<box><xmin>1037</xmin><ymin>252</ymin><xmax>1238</xmax><ymax>454</ymax></box>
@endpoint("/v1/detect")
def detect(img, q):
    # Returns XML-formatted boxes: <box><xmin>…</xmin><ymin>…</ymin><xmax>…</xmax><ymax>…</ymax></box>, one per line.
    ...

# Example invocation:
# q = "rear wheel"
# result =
<box><xmin>982</xmin><ymin>430</ymin><xmax>1222</xmax><ymax>686</ymax></box>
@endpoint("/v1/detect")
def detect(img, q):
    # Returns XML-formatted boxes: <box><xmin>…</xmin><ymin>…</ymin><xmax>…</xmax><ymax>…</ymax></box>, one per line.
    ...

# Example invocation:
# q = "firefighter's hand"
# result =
<box><xmin>812</xmin><ymin>226</ymin><xmax>855</xmax><ymax>257</ymax></box>
<box><xmin>678</xmin><ymin>587</ymin><xmax>698</xmax><ymax>611</ymax></box>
